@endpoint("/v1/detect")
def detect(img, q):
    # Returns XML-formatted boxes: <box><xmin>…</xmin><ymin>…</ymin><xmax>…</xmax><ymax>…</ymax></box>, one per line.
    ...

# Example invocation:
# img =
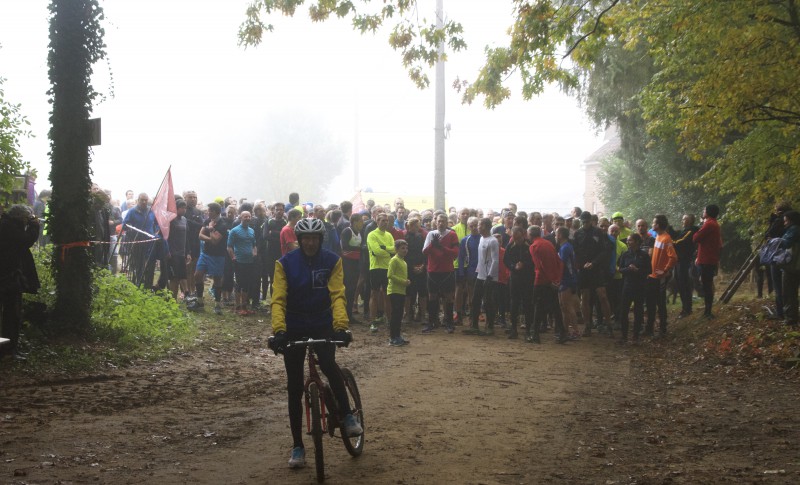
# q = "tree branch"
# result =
<box><xmin>563</xmin><ymin>0</ymin><xmax>620</xmax><ymax>59</ymax></box>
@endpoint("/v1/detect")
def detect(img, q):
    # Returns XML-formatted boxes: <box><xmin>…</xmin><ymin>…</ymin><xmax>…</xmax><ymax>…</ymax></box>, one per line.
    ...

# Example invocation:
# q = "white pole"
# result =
<box><xmin>434</xmin><ymin>0</ymin><xmax>446</xmax><ymax>211</ymax></box>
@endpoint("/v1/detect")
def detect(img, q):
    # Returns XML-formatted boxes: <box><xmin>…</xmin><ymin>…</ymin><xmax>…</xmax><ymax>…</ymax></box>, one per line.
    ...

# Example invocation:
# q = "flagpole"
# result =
<box><xmin>153</xmin><ymin>165</ymin><xmax>172</xmax><ymax>200</ymax></box>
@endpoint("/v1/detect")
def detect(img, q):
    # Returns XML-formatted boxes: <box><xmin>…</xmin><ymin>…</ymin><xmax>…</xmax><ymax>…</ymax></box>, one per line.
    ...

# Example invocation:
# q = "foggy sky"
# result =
<box><xmin>0</xmin><ymin>0</ymin><xmax>603</xmax><ymax>212</ymax></box>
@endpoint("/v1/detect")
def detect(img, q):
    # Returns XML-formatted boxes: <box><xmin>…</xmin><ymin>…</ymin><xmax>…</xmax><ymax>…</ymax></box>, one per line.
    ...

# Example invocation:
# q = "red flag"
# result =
<box><xmin>152</xmin><ymin>167</ymin><xmax>177</xmax><ymax>240</ymax></box>
<box><xmin>351</xmin><ymin>191</ymin><xmax>366</xmax><ymax>213</ymax></box>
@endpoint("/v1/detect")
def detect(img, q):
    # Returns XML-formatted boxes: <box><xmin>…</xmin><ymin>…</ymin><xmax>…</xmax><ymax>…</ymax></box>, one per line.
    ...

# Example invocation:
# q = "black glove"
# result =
<box><xmin>268</xmin><ymin>331</ymin><xmax>288</xmax><ymax>354</ymax></box>
<box><xmin>333</xmin><ymin>330</ymin><xmax>353</xmax><ymax>347</ymax></box>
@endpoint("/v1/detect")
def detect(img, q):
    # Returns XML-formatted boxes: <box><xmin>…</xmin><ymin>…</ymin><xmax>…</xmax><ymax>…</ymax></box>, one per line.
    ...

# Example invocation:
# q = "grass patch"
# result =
<box><xmin>1</xmin><ymin>247</ymin><xmax>203</xmax><ymax>378</ymax></box>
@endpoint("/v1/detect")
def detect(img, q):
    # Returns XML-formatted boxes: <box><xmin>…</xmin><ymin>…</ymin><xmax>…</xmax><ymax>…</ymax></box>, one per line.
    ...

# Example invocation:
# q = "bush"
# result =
<box><xmin>25</xmin><ymin>245</ymin><xmax>194</xmax><ymax>354</ymax></box>
<box><xmin>91</xmin><ymin>269</ymin><xmax>194</xmax><ymax>351</ymax></box>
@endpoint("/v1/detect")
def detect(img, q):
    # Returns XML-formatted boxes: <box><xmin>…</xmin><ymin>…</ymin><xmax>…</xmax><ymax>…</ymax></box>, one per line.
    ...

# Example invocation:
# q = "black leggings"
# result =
<box><xmin>509</xmin><ymin>278</ymin><xmax>532</xmax><ymax>332</ymax></box>
<box><xmin>283</xmin><ymin>332</ymin><xmax>350</xmax><ymax>449</ymax></box>
<box><xmin>698</xmin><ymin>264</ymin><xmax>716</xmax><ymax>315</ymax></box>
<box><xmin>389</xmin><ymin>293</ymin><xmax>405</xmax><ymax>338</ymax></box>
<box><xmin>342</xmin><ymin>258</ymin><xmax>360</xmax><ymax>321</ymax></box>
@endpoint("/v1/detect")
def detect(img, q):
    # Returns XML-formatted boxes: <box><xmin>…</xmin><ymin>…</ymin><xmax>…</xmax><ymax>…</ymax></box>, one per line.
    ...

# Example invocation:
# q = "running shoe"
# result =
<box><xmin>288</xmin><ymin>446</ymin><xmax>306</xmax><ymax>468</ymax></box>
<box><xmin>343</xmin><ymin>414</ymin><xmax>363</xmax><ymax>437</ymax></box>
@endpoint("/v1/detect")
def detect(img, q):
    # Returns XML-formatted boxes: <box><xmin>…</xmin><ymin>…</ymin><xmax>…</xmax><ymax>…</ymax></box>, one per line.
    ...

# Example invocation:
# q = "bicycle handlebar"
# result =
<box><xmin>286</xmin><ymin>337</ymin><xmax>346</xmax><ymax>347</ymax></box>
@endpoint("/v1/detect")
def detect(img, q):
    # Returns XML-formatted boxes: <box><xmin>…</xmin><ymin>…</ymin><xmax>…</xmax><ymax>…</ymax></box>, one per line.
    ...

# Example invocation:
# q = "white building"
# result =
<box><xmin>582</xmin><ymin>125</ymin><xmax>621</xmax><ymax>216</ymax></box>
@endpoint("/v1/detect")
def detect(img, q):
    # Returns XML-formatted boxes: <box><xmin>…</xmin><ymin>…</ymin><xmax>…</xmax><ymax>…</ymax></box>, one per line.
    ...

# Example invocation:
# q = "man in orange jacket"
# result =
<box><xmin>646</xmin><ymin>214</ymin><xmax>678</xmax><ymax>338</ymax></box>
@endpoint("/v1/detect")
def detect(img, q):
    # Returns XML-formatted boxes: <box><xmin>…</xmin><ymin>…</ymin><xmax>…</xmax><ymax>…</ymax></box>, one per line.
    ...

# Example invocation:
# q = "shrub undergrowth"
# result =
<box><xmin>24</xmin><ymin>246</ymin><xmax>195</xmax><ymax>361</ymax></box>
<box><xmin>90</xmin><ymin>269</ymin><xmax>194</xmax><ymax>352</ymax></box>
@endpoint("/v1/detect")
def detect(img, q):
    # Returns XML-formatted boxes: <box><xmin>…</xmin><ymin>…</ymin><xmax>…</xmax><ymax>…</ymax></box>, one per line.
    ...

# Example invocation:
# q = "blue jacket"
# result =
<box><xmin>457</xmin><ymin>234</ymin><xmax>480</xmax><ymax>277</ymax></box>
<box><xmin>271</xmin><ymin>248</ymin><xmax>348</xmax><ymax>335</ymax></box>
<box><xmin>122</xmin><ymin>206</ymin><xmax>156</xmax><ymax>236</ymax></box>
<box><xmin>780</xmin><ymin>224</ymin><xmax>799</xmax><ymax>249</ymax></box>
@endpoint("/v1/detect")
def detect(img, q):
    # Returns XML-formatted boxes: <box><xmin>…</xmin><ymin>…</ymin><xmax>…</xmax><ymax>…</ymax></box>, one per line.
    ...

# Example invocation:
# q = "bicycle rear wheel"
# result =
<box><xmin>309</xmin><ymin>382</ymin><xmax>325</xmax><ymax>482</ymax></box>
<box><xmin>340</xmin><ymin>368</ymin><xmax>364</xmax><ymax>457</ymax></box>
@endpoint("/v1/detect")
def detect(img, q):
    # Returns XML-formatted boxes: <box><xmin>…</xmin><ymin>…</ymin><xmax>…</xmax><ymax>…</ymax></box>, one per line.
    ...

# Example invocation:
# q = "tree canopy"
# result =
<box><xmin>238</xmin><ymin>0</ymin><xmax>466</xmax><ymax>89</ymax></box>
<box><xmin>239</xmin><ymin>0</ymin><xmax>800</xmax><ymax>225</ymax></box>
<box><xmin>0</xmin><ymin>72</ymin><xmax>32</xmax><ymax>203</ymax></box>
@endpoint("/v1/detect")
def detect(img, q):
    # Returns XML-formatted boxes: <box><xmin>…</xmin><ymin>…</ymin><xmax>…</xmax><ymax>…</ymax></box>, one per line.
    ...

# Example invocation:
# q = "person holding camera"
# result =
<box><xmin>0</xmin><ymin>204</ymin><xmax>40</xmax><ymax>360</ymax></box>
<box><xmin>766</xmin><ymin>201</ymin><xmax>792</xmax><ymax>319</ymax></box>
<box><xmin>269</xmin><ymin>217</ymin><xmax>362</xmax><ymax>469</ymax></box>
<box><xmin>779</xmin><ymin>210</ymin><xmax>800</xmax><ymax>327</ymax></box>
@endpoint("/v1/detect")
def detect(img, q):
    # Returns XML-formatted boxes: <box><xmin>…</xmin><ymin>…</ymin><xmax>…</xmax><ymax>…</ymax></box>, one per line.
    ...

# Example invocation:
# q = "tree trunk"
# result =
<box><xmin>47</xmin><ymin>0</ymin><xmax>106</xmax><ymax>330</ymax></box>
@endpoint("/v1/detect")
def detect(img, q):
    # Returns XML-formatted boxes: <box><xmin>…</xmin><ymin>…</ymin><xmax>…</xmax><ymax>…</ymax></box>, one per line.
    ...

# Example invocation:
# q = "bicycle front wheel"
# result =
<box><xmin>309</xmin><ymin>382</ymin><xmax>325</xmax><ymax>482</ymax></box>
<box><xmin>340</xmin><ymin>368</ymin><xmax>364</xmax><ymax>457</ymax></box>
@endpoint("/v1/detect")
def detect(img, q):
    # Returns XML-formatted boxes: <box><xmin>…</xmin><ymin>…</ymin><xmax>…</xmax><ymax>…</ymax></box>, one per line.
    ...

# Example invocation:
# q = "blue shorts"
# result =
<box><xmin>197</xmin><ymin>253</ymin><xmax>225</xmax><ymax>277</ymax></box>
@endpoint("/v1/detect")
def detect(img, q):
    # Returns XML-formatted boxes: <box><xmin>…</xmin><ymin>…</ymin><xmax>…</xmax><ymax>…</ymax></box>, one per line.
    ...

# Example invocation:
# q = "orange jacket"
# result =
<box><xmin>649</xmin><ymin>232</ymin><xmax>678</xmax><ymax>278</ymax></box>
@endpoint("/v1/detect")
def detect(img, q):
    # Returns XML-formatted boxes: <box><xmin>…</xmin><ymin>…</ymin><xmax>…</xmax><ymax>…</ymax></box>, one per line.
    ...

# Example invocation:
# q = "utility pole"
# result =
<box><xmin>433</xmin><ymin>0</ymin><xmax>446</xmax><ymax>211</ymax></box>
<box><xmin>354</xmin><ymin>95</ymin><xmax>360</xmax><ymax>192</ymax></box>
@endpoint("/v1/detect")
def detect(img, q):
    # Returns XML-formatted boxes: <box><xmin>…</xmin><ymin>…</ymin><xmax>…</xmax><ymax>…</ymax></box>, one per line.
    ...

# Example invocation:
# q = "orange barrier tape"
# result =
<box><xmin>60</xmin><ymin>241</ymin><xmax>92</xmax><ymax>262</ymax></box>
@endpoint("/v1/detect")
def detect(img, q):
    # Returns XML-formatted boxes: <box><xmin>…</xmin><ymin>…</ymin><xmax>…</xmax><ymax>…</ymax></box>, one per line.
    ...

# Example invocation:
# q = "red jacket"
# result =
<box><xmin>388</xmin><ymin>226</ymin><xmax>404</xmax><ymax>241</ymax></box>
<box><xmin>422</xmin><ymin>229</ymin><xmax>460</xmax><ymax>273</ymax></box>
<box><xmin>529</xmin><ymin>238</ymin><xmax>562</xmax><ymax>286</ymax></box>
<box><xmin>497</xmin><ymin>247</ymin><xmax>510</xmax><ymax>285</ymax></box>
<box><xmin>693</xmin><ymin>217</ymin><xmax>722</xmax><ymax>265</ymax></box>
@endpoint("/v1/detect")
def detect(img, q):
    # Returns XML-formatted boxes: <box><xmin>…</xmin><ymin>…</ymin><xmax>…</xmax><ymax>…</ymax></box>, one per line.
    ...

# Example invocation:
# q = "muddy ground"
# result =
<box><xmin>1</xmin><ymin>311</ymin><xmax>799</xmax><ymax>484</ymax></box>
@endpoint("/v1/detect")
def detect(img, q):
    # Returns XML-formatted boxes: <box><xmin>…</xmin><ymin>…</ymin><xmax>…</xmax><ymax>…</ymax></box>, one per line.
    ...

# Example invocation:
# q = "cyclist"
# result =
<box><xmin>270</xmin><ymin>218</ymin><xmax>363</xmax><ymax>469</ymax></box>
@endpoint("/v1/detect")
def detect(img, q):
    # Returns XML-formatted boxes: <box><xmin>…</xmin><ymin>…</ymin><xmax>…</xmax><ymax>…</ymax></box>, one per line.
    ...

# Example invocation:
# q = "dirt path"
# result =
<box><xmin>1</xmin><ymin>318</ymin><xmax>798</xmax><ymax>484</ymax></box>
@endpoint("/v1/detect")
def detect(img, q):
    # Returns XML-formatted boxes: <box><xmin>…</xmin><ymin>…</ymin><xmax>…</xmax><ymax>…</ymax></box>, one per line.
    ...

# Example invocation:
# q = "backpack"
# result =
<box><xmin>760</xmin><ymin>237</ymin><xmax>800</xmax><ymax>271</ymax></box>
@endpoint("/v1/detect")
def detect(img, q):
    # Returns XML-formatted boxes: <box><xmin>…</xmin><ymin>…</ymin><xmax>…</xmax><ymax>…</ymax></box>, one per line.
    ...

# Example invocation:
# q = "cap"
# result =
<box><xmin>580</xmin><ymin>211</ymin><xmax>592</xmax><ymax>221</ymax></box>
<box><xmin>612</xmin><ymin>212</ymin><xmax>624</xmax><ymax>220</ymax></box>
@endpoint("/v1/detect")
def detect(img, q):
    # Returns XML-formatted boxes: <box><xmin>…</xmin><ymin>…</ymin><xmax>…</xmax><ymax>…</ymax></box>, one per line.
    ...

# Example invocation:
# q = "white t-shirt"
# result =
<box><xmin>476</xmin><ymin>235</ymin><xmax>499</xmax><ymax>281</ymax></box>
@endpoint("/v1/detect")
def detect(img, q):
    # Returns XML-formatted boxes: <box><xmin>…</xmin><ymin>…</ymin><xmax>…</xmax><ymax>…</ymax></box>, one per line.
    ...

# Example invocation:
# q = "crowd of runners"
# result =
<box><xmin>107</xmin><ymin>189</ymin><xmax>740</xmax><ymax>346</ymax></box>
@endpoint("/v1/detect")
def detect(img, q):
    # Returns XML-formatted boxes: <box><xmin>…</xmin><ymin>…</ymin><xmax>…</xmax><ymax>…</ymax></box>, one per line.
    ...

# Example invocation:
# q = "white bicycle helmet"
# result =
<box><xmin>294</xmin><ymin>217</ymin><xmax>326</xmax><ymax>238</ymax></box>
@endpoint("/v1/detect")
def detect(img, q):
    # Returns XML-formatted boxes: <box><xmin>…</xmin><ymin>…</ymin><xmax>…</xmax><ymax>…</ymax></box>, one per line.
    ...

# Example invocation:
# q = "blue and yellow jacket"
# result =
<box><xmin>271</xmin><ymin>248</ymin><xmax>349</xmax><ymax>335</ymax></box>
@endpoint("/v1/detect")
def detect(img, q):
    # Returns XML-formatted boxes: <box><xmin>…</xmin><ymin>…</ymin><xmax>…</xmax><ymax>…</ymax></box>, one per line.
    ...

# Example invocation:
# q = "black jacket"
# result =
<box><xmin>503</xmin><ymin>240</ymin><xmax>534</xmax><ymax>285</ymax></box>
<box><xmin>618</xmin><ymin>248</ymin><xmax>652</xmax><ymax>289</ymax></box>
<box><xmin>0</xmin><ymin>214</ymin><xmax>40</xmax><ymax>294</ymax></box>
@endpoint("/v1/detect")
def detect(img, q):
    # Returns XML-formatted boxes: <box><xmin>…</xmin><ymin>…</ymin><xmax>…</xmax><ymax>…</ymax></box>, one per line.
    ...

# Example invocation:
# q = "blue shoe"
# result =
<box><xmin>288</xmin><ymin>446</ymin><xmax>305</xmax><ymax>468</ymax></box>
<box><xmin>343</xmin><ymin>414</ymin><xmax>363</xmax><ymax>437</ymax></box>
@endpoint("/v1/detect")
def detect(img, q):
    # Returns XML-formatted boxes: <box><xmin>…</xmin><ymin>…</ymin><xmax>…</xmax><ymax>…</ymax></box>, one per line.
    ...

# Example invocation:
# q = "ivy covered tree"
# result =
<box><xmin>47</xmin><ymin>0</ymin><xmax>107</xmax><ymax>330</ymax></box>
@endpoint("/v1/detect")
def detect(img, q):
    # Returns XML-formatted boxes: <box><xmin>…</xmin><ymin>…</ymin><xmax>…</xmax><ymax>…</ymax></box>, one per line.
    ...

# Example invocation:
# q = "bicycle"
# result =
<box><xmin>271</xmin><ymin>336</ymin><xmax>364</xmax><ymax>482</ymax></box>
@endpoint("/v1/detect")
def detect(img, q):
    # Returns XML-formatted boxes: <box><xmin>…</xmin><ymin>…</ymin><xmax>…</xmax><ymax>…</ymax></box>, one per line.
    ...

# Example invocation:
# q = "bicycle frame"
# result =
<box><xmin>287</xmin><ymin>338</ymin><xmax>344</xmax><ymax>435</ymax></box>
<box><xmin>304</xmin><ymin>345</ymin><xmax>335</xmax><ymax>434</ymax></box>
<box><xmin>282</xmin><ymin>337</ymin><xmax>364</xmax><ymax>481</ymax></box>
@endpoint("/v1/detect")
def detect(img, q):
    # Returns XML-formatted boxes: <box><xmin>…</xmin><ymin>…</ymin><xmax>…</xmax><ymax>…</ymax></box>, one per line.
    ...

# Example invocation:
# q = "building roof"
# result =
<box><xmin>582</xmin><ymin>124</ymin><xmax>621</xmax><ymax>165</ymax></box>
